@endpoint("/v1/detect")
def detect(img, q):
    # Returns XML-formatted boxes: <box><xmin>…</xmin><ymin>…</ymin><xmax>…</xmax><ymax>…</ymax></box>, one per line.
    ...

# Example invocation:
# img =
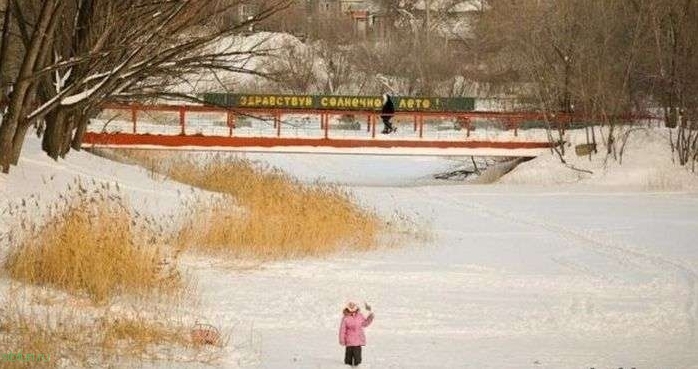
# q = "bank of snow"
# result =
<box><xmin>500</xmin><ymin>127</ymin><xmax>698</xmax><ymax>191</ymax></box>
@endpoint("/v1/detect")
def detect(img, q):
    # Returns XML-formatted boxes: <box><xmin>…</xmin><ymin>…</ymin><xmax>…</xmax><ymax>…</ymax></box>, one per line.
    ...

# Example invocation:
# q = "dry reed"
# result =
<box><xmin>100</xmin><ymin>316</ymin><xmax>191</xmax><ymax>357</ymax></box>
<box><xmin>0</xmin><ymin>302</ymin><xmax>69</xmax><ymax>369</ymax></box>
<box><xmin>3</xmin><ymin>183</ymin><xmax>181</xmax><ymax>303</ymax></box>
<box><xmin>0</xmin><ymin>292</ymin><xmax>211</xmax><ymax>368</ymax></box>
<box><xmin>170</xmin><ymin>156</ymin><xmax>381</xmax><ymax>258</ymax></box>
<box><xmin>95</xmin><ymin>149</ymin><xmax>383</xmax><ymax>259</ymax></box>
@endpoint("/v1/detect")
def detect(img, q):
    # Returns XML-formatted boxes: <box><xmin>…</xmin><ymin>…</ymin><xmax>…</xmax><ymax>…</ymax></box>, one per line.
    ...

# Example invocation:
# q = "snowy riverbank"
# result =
<box><xmin>1</xmin><ymin>130</ymin><xmax>697</xmax><ymax>369</ymax></box>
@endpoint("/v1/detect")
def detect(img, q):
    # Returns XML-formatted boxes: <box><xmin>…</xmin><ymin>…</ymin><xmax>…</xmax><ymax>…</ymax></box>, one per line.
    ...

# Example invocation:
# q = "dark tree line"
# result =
<box><xmin>0</xmin><ymin>0</ymin><xmax>290</xmax><ymax>173</ymax></box>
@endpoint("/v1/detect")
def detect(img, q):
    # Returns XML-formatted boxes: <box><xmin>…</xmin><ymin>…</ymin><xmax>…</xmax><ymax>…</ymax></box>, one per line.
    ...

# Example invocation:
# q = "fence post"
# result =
<box><xmin>227</xmin><ymin>111</ymin><xmax>235</xmax><ymax>137</ymax></box>
<box><xmin>371</xmin><ymin>115</ymin><xmax>376</xmax><ymax>138</ymax></box>
<box><xmin>414</xmin><ymin>115</ymin><xmax>418</xmax><ymax>132</ymax></box>
<box><xmin>465</xmin><ymin>117</ymin><xmax>472</xmax><ymax>138</ymax></box>
<box><xmin>131</xmin><ymin>106</ymin><xmax>138</xmax><ymax>134</ymax></box>
<box><xmin>276</xmin><ymin>112</ymin><xmax>281</xmax><ymax>137</ymax></box>
<box><xmin>324</xmin><ymin>114</ymin><xmax>329</xmax><ymax>139</ymax></box>
<box><xmin>419</xmin><ymin>116</ymin><xmax>424</xmax><ymax>138</ymax></box>
<box><xmin>179</xmin><ymin>106</ymin><xmax>186</xmax><ymax>135</ymax></box>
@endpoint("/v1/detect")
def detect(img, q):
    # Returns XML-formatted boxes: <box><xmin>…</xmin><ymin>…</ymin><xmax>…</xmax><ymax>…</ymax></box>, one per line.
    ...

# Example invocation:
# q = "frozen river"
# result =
<box><xmin>3</xmin><ymin>141</ymin><xmax>697</xmax><ymax>369</ymax></box>
<box><xmin>184</xmin><ymin>153</ymin><xmax>698</xmax><ymax>369</ymax></box>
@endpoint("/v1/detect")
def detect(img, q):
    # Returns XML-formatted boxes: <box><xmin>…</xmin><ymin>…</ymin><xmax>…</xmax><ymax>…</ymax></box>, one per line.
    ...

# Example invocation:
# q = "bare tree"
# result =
<box><xmin>316</xmin><ymin>41</ymin><xmax>354</xmax><ymax>94</ymax></box>
<box><xmin>266</xmin><ymin>42</ymin><xmax>321</xmax><ymax>93</ymax></box>
<box><xmin>0</xmin><ymin>0</ymin><xmax>291</xmax><ymax>173</ymax></box>
<box><xmin>473</xmin><ymin>0</ymin><xmax>661</xmax><ymax>161</ymax></box>
<box><xmin>645</xmin><ymin>0</ymin><xmax>698</xmax><ymax>169</ymax></box>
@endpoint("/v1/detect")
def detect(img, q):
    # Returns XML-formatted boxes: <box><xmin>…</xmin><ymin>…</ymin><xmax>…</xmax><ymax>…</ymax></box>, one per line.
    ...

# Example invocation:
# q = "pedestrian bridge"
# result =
<box><xmin>82</xmin><ymin>101</ymin><xmax>580</xmax><ymax>157</ymax></box>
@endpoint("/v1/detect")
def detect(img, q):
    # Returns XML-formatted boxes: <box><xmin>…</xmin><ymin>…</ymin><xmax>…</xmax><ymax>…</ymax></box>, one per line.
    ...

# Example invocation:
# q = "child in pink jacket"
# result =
<box><xmin>339</xmin><ymin>301</ymin><xmax>374</xmax><ymax>366</ymax></box>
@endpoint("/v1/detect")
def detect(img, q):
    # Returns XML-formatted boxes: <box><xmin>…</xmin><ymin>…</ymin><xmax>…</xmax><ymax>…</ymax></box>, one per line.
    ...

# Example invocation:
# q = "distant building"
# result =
<box><xmin>312</xmin><ymin>0</ymin><xmax>342</xmax><ymax>15</ymax></box>
<box><xmin>412</xmin><ymin>0</ymin><xmax>483</xmax><ymax>41</ymax></box>
<box><xmin>214</xmin><ymin>0</ymin><xmax>396</xmax><ymax>41</ymax></box>
<box><xmin>341</xmin><ymin>0</ymin><xmax>368</xmax><ymax>12</ymax></box>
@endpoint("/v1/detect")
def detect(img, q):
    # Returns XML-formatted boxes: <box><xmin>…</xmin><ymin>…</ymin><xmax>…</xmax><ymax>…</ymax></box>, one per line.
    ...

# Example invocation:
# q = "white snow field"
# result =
<box><xmin>1</xmin><ymin>129</ymin><xmax>698</xmax><ymax>369</ymax></box>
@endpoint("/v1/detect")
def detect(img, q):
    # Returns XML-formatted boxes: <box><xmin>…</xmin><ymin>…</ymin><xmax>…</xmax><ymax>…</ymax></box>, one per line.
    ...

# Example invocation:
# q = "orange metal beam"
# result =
<box><xmin>83</xmin><ymin>132</ymin><xmax>556</xmax><ymax>150</ymax></box>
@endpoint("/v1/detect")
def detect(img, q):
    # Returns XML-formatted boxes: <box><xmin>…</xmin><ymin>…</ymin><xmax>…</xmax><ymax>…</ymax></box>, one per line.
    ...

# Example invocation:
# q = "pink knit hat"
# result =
<box><xmin>345</xmin><ymin>301</ymin><xmax>359</xmax><ymax>312</ymax></box>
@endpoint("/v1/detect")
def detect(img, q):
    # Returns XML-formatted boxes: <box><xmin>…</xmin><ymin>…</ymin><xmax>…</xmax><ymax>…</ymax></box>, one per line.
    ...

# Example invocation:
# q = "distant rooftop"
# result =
<box><xmin>413</xmin><ymin>0</ymin><xmax>484</xmax><ymax>13</ymax></box>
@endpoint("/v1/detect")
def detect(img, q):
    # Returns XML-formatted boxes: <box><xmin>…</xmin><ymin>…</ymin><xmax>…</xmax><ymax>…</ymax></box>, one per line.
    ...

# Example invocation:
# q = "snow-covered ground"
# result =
<box><xmin>1</xmin><ymin>128</ymin><xmax>698</xmax><ymax>369</ymax></box>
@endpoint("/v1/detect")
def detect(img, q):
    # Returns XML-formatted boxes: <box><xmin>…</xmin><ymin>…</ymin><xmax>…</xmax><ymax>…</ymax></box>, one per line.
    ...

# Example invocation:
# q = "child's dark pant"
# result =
<box><xmin>344</xmin><ymin>346</ymin><xmax>362</xmax><ymax>366</ymax></box>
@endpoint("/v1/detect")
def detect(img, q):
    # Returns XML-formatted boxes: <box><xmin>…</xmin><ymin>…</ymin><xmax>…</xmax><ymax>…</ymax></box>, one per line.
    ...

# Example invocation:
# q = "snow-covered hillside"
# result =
<box><xmin>1</xmin><ymin>131</ymin><xmax>697</xmax><ymax>369</ymax></box>
<box><xmin>173</xmin><ymin>32</ymin><xmax>324</xmax><ymax>94</ymax></box>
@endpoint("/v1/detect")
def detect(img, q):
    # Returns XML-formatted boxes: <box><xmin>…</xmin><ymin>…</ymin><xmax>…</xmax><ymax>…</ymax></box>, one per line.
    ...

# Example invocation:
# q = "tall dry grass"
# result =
<box><xmin>94</xmin><ymin>149</ymin><xmax>383</xmax><ymax>259</ymax></box>
<box><xmin>0</xmin><ymin>291</ymin><xmax>214</xmax><ymax>368</ymax></box>
<box><xmin>0</xmin><ymin>299</ymin><xmax>69</xmax><ymax>369</ymax></box>
<box><xmin>170</xmin><ymin>156</ymin><xmax>381</xmax><ymax>258</ymax></box>
<box><xmin>3</xmin><ymin>183</ymin><xmax>181</xmax><ymax>303</ymax></box>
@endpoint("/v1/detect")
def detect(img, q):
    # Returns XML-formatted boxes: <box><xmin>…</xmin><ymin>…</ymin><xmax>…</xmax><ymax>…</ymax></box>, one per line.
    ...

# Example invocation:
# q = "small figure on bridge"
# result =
<box><xmin>339</xmin><ymin>301</ymin><xmax>374</xmax><ymax>366</ymax></box>
<box><xmin>381</xmin><ymin>94</ymin><xmax>396</xmax><ymax>134</ymax></box>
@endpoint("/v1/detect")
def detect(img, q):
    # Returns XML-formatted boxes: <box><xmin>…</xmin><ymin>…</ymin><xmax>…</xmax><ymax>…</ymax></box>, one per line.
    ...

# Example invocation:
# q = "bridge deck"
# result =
<box><xmin>81</xmin><ymin>132</ymin><xmax>554</xmax><ymax>156</ymax></box>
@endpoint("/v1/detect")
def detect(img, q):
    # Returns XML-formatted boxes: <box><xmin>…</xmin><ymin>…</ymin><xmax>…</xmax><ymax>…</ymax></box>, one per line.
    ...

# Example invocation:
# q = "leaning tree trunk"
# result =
<box><xmin>0</xmin><ymin>0</ymin><xmax>13</xmax><ymax>90</ymax></box>
<box><xmin>42</xmin><ymin>108</ymin><xmax>70</xmax><ymax>160</ymax></box>
<box><xmin>9</xmin><ymin>118</ymin><xmax>31</xmax><ymax>165</ymax></box>
<box><xmin>9</xmin><ymin>28</ymin><xmax>59</xmax><ymax>166</ymax></box>
<box><xmin>71</xmin><ymin>110</ymin><xmax>91</xmax><ymax>151</ymax></box>
<box><xmin>59</xmin><ymin>111</ymin><xmax>78</xmax><ymax>158</ymax></box>
<box><xmin>0</xmin><ymin>0</ymin><xmax>60</xmax><ymax>172</ymax></box>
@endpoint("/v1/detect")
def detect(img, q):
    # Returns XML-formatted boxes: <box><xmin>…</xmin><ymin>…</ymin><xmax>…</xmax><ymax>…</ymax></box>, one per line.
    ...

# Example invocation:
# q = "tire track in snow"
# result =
<box><xmin>426</xmin><ymin>188</ymin><xmax>698</xmax><ymax>341</ymax></box>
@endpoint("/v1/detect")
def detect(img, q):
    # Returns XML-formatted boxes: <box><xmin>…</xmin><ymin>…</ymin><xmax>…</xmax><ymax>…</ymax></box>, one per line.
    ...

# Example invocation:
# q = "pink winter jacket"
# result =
<box><xmin>339</xmin><ymin>310</ymin><xmax>374</xmax><ymax>346</ymax></box>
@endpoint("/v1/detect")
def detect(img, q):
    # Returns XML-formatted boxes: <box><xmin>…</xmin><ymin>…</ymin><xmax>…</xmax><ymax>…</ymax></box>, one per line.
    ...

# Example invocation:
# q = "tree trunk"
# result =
<box><xmin>71</xmin><ymin>112</ymin><xmax>90</xmax><ymax>151</ymax></box>
<box><xmin>0</xmin><ymin>0</ymin><xmax>59</xmax><ymax>172</ymax></box>
<box><xmin>606</xmin><ymin>124</ymin><xmax>615</xmax><ymax>157</ymax></box>
<box><xmin>59</xmin><ymin>111</ymin><xmax>77</xmax><ymax>158</ymax></box>
<box><xmin>0</xmin><ymin>0</ymin><xmax>12</xmax><ymax>89</ymax></box>
<box><xmin>9</xmin><ymin>119</ymin><xmax>30</xmax><ymax>165</ymax></box>
<box><xmin>42</xmin><ymin>108</ymin><xmax>69</xmax><ymax>160</ymax></box>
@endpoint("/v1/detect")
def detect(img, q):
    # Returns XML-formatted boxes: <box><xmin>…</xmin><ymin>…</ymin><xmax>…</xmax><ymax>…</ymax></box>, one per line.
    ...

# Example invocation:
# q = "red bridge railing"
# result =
<box><xmin>80</xmin><ymin>103</ymin><xmax>662</xmax><ymax>154</ymax></box>
<box><xmin>98</xmin><ymin>103</ymin><xmax>658</xmax><ymax>139</ymax></box>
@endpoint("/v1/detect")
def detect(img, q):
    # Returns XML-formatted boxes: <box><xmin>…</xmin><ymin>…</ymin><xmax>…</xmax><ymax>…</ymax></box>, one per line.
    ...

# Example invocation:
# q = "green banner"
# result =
<box><xmin>201</xmin><ymin>93</ymin><xmax>475</xmax><ymax>112</ymax></box>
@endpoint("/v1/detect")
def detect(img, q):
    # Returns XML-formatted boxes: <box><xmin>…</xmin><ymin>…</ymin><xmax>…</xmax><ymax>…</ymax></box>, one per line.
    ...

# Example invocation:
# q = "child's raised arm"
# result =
<box><xmin>362</xmin><ymin>313</ymin><xmax>374</xmax><ymax>327</ymax></box>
